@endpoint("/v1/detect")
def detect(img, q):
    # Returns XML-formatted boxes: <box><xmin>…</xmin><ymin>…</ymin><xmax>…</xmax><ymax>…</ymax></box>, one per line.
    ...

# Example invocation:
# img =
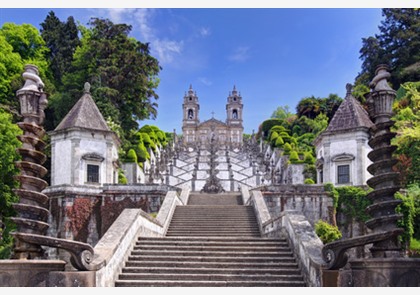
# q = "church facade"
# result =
<box><xmin>181</xmin><ymin>85</ymin><xmax>244</xmax><ymax>147</ymax></box>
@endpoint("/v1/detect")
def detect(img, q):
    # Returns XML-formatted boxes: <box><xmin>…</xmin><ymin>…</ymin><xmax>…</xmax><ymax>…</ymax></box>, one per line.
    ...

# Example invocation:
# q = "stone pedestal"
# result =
<box><xmin>338</xmin><ymin>258</ymin><xmax>420</xmax><ymax>287</ymax></box>
<box><xmin>0</xmin><ymin>260</ymin><xmax>96</xmax><ymax>286</ymax></box>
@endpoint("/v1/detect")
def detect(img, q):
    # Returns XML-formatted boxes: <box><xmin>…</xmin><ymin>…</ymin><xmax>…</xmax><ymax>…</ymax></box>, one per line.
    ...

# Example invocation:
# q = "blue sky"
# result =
<box><xmin>0</xmin><ymin>3</ymin><xmax>412</xmax><ymax>134</ymax></box>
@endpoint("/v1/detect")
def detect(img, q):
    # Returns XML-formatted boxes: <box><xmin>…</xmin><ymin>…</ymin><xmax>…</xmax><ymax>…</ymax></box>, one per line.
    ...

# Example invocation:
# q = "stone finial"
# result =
<box><xmin>18</xmin><ymin>64</ymin><xmax>45</xmax><ymax>92</ymax></box>
<box><xmin>369</xmin><ymin>64</ymin><xmax>393</xmax><ymax>92</ymax></box>
<box><xmin>84</xmin><ymin>82</ymin><xmax>91</xmax><ymax>94</ymax></box>
<box><xmin>346</xmin><ymin>83</ymin><xmax>353</xmax><ymax>97</ymax></box>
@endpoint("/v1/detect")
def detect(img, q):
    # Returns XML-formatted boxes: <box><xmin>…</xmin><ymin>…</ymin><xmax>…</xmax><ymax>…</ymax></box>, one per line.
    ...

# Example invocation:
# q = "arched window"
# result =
<box><xmin>188</xmin><ymin>109</ymin><xmax>194</xmax><ymax>119</ymax></box>
<box><xmin>232</xmin><ymin>109</ymin><xmax>238</xmax><ymax>119</ymax></box>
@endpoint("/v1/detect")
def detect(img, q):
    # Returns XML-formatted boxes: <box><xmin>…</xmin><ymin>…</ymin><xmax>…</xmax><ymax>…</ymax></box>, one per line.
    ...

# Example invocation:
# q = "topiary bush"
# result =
<box><xmin>125</xmin><ymin>148</ymin><xmax>137</xmax><ymax>163</ymax></box>
<box><xmin>315</xmin><ymin>220</ymin><xmax>342</xmax><ymax>244</ymax></box>
<box><xmin>289</xmin><ymin>150</ymin><xmax>300</xmax><ymax>164</ymax></box>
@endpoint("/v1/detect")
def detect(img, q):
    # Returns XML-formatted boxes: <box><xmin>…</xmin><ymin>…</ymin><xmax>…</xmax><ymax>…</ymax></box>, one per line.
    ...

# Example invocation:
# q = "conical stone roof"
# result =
<box><xmin>54</xmin><ymin>82</ymin><xmax>111</xmax><ymax>132</ymax></box>
<box><xmin>324</xmin><ymin>84</ymin><xmax>374</xmax><ymax>133</ymax></box>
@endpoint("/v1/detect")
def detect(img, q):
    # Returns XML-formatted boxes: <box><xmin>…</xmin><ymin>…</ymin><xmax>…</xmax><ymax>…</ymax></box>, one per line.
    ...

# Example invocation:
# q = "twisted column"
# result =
<box><xmin>365</xmin><ymin>64</ymin><xmax>404</xmax><ymax>258</ymax></box>
<box><xmin>9</xmin><ymin>65</ymin><xmax>101</xmax><ymax>271</ymax></box>
<box><xmin>11</xmin><ymin>64</ymin><xmax>49</xmax><ymax>259</ymax></box>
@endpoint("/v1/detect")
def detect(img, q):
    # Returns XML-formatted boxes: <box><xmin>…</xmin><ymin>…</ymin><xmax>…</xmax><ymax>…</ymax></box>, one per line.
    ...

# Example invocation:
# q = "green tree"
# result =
<box><xmin>52</xmin><ymin>17</ymin><xmax>161</xmax><ymax>139</ymax></box>
<box><xmin>356</xmin><ymin>9</ymin><xmax>420</xmax><ymax>88</ymax></box>
<box><xmin>296</xmin><ymin>96</ymin><xmax>321</xmax><ymax>119</ymax></box>
<box><xmin>0</xmin><ymin>34</ymin><xmax>23</xmax><ymax>113</ymax></box>
<box><xmin>271</xmin><ymin>105</ymin><xmax>295</xmax><ymax>120</ymax></box>
<box><xmin>40</xmin><ymin>11</ymin><xmax>80</xmax><ymax>90</ymax></box>
<box><xmin>0</xmin><ymin>23</ymin><xmax>51</xmax><ymax>114</ymax></box>
<box><xmin>0</xmin><ymin>108</ymin><xmax>22</xmax><ymax>258</ymax></box>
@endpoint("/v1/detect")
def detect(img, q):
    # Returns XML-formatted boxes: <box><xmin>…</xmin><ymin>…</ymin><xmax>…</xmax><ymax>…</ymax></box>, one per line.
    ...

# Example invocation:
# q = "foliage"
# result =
<box><xmin>0</xmin><ymin>23</ymin><xmax>52</xmax><ymax>115</ymax></box>
<box><xmin>0</xmin><ymin>108</ymin><xmax>22</xmax><ymax>258</ymax></box>
<box><xmin>40</xmin><ymin>11</ymin><xmax>80</xmax><ymax>90</ymax></box>
<box><xmin>125</xmin><ymin>149</ymin><xmax>138</xmax><ymax>163</ymax></box>
<box><xmin>271</xmin><ymin>105</ymin><xmax>295</xmax><ymax>120</ymax></box>
<box><xmin>258</xmin><ymin>118</ymin><xmax>287</xmax><ymax>140</ymax></box>
<box><xmin>303</xmin><ymin>164</ymin><xmax>317</xmax><ymax>183</ymax></box>
<box><xmin>356</xmin><ymin>9</ymin><xmax>420</xmax><ymax>88</ymax></box>
<box><xmin>118</xmin><ymin>169</ymin><xmax>128</xmax><ymax>184</ymax></box>
<box><xmin>335</xmin><ymin>186</ymin><xmax>372</xmax><ymax>223</ymax></box>
<box><xmin>324</xmin><ymin>183</ymin><xmax>339</xmax><ymax>208</ymax></box>
<box><xmin>304</xmin><ymin>178</ymin><xmax>315</xmax><ymax>184</ymax></box>
<box><xmin>395</xmin><ymin>190</ymin><xmax>415</xmax><ymax>250</ymax></box>
<box><xmin>392</xmin><ymin>81</ymin><xmax>420</xmax><ymax>185</ymax></box>
<box><xmin>395</xmin><ymin>184</ymin><xmax>420</xmax><ymax>251</ymax></box>
<box><xmin>315</xmin><ymin>220</ymin><xmax>342</xmax><ymax>244</ymax></box>
<box><xmin>303</xmin><ymin>151</ymin><xmax>315</xmax><ymax>165</ymax></box>
<box><xmin>289</xmin><ymin>150</ymin><xmax>300</xmax><ymax>164</ymax></box>
<box><xmin>409</xmin><ymin>238</ymin><xmax>420</xmax><ymax>257</ymax></box>
<box><xmin>50</xmin><ymin>17</ymin><xmax>161</xmax><ymax>138</ymax></box>
<box><xmin>295</xmin><ymin>94</ymin><xmax>342</xmax><ymax>121</ymax></box>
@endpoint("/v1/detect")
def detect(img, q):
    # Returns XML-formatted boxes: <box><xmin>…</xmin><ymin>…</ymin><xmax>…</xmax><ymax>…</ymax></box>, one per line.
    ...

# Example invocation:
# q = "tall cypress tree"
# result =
<box><xmin>40</xmin><ymin>11</ymin><xmax>80</xmax><ymax>90</ymax></box>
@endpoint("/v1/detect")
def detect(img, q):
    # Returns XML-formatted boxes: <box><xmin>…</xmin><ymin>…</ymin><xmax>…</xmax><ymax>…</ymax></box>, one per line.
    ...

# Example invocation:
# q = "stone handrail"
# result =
<box><xmin>322</xmin><ymin>228</ymin><xmax>403</xmax><ymax>270</ymax></box>
<box><xmin>92</xmin><ymin>189</ymin><xmax>186</xmax><ymax>287</ymax></box>
<box><xmin>178</xmin><ymin>185</ymin><xmax>191</xmax><ymax>205</ymax></box>
<box><xmin>249</xmin><ymin>189</ymin><xmax>325</xmax><ymax>287</ymax></box>
<box><xmin>249</xmin><ymin>190</ymin><xmax>271</xmax><ymax>234</ymax></box>
<box><xmin>240</xmin><ymin>185</ymin><xmax>251</xmax><ymax>205</ymax></box>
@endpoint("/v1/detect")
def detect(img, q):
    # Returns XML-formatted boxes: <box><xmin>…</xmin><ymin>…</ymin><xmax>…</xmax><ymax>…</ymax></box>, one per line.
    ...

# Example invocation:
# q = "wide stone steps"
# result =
<box><xmin>116</xmin><ymin>235</ymin><xmax>306</xmax><ymax>287</ymax></box>
<box><xmin>124</xmin><ymin>260</ymin><xmax>300</xmax><ymax>269</ymax></box>
<box><xmin>188</xmin><ymin>193</ymin><xmax>242</xmax><ymax>205</ymax></box>
<box><xmin>115</xmin><ymin>193</ymin><xmax>306</xmax><ymax>287</ymax></box>
<box><xmin>115</xmin><ymin>279</ymin><xmax>306</xmax><ymax>287</ymax></box>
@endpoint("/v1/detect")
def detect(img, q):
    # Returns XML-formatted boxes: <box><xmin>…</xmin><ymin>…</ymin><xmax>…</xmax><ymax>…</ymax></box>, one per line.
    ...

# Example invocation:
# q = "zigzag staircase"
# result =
<box><xmin>115</xmin><ymin>193</ymin><xmax>307</xmax><ymax>287</ymax></box>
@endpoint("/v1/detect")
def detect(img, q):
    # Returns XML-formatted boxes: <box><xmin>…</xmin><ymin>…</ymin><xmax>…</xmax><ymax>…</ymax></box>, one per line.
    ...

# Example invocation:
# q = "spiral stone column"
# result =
<box><xmin>11</xmin><ymin>64</ymin><xmax>50</xmax><ymax>259</ymax></box>
<box><xmin>365</xmin><ymin>64</ymin><xmax>404</xmax><ymax>258</ymax></box>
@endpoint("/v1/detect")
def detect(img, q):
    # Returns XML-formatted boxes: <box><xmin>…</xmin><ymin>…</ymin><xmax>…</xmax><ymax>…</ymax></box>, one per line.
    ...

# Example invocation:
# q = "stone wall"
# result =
<box><xmin>252</xmin><ymin>184</ymin><xmax>334</xmax><ymax>226</ymax></box>
<box><xmin>44</xmin><ymin>184</ymin><xmax>180</xmax><ymax>253</ymax></box>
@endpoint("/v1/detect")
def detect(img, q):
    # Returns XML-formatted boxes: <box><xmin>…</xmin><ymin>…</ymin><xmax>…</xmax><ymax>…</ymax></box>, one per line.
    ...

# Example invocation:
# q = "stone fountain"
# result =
<box><xmin>321</xmin><ymin>65</ymin><xmax>420</xmax><ymax>286</ymax></box>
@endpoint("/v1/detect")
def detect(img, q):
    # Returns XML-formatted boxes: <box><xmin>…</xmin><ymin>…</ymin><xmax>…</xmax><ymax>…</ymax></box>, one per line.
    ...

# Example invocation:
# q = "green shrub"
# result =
<box><xmin>283</xmin><ymin>142</ymin><xmax>292</xmax><ymax>155</ymax></box>
<box><xmin>274</xmin><ymin>136</ymin><xmax>284</xmax><ymax>147</ymax></box>
<box><xmin>289</xmin><ymin>150</ymin><xmax>300</xmax><ymax>163</ymax></box>
<box><xmin>125</xmin><ymin>149</ymin><xmax>137</xmax><ymax>163</ymax></box>
<box><xmin>137</xmin><ymin>145</ymin><xmax>150</xmax><ymax>162</ymax></box>
<box><xmin>269</xmin><ymin>131</ymin><xmax>279</xmax><ymax>142</ymax></box>
<box><xmin>304</xmin><ymin>178</ymin><xmax>315</xmax><ymax>184</ymax></box>
<box><xmin>118</xmin><ymin>169</ymin><xmax>128</xmax><ymax>184</ymax></box>
<box><xmin>315</xmin><ymin>220</ymin><xmax>342</xmax><ymax>244</ymax></box>
<box><xmin>324</xmin><ymin>183</ymin><xmax>339</xmax><ymax>208</ymax></box>
<box><xmin>336</xmin><ymin>186</ymin><xmax>372</xmax><ymax>223</ymax></box>
<box><xmin>304</xmin><ymin>151</ymin><xmax>315</xmax><ymax>164</ymax></box>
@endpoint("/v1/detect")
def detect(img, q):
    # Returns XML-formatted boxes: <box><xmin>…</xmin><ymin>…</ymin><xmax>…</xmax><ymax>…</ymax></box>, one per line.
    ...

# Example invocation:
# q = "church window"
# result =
<box><xmin>87</xmin><ymin>164</ymin><xmax>100</xmax><ymax>183</ymax></box>
<box><xmin>188</xmin><ymin>109</ymin><xmax>194</xmax><ymax>119</ymax></box>
<box><xmin>232</xmin><ymin>109</ymin><xmax>238</xmax><ymax>119</ymax></box>
<box><xmin>337</xmin><ymin>165</ymin><xmax>350</xmax><ymax>184</ymax></box>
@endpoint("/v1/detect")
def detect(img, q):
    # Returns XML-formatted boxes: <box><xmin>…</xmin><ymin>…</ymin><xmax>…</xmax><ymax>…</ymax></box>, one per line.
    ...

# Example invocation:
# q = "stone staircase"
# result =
<box><xmin>115</xmin><ymin>193</ymin><xmax>307</xmax><ymax>287</ymax></box>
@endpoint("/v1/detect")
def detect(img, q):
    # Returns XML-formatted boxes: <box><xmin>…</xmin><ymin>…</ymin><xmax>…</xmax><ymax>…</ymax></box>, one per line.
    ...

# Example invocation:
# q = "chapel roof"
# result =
<box><xmin>54</xmin><ymin>82</ymin><xmax>111</xmax><ymax>132</ymax></box>
<box><xmin>324</xmin><ymin>84</ymin><xmax>374</xmax><ymax>133</ymax></box>
<box><xmin>199</xmin><ymin>117</ymin><xmax>227</xmax><ymax>128</ymax></box>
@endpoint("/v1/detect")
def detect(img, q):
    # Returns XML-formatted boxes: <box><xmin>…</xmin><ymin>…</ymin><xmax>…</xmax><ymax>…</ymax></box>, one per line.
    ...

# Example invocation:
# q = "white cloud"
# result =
<box><xmin>228</xmin><ymin>46</ymin><xmax>251</xmax><ymax>62</ymax></box>
<box><xmin>153</xmin><ymin>39</ymin><xmax>184</xmax><ymax>64</ymax></box>
<box><xmin>199</xmin><ymin>27</ymin><xmax>211</xmax><ymax>37</ymax></box>
<box><xmin>106</xmin><ymin>8</ymin><xmax>136</xmax><ymax>24</ymax></box>
<box><xmin>101</xmin><ymin>8</ymin><xmax>183</xmax><ymax>65</ymax></box>
<box><xmin>198</xmin><ymin>77</ymin><xmax>212</xmax><ymax>86</ymax></box>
